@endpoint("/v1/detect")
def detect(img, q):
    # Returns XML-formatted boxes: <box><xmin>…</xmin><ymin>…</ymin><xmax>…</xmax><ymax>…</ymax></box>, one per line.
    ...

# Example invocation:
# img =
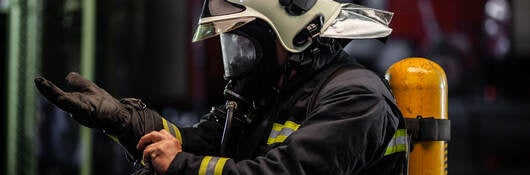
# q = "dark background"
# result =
<box><xmin>2</xmin><ymin>0</ymin><xmax>530</xmax><ymax>174</ymax></box>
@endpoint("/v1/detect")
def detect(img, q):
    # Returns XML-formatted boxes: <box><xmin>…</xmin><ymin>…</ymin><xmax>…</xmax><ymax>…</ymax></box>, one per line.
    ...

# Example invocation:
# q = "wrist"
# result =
<box><xmin>104</xmin><ymin>98</ymin><xmax>150</xmax><ymax>135</ymax></box>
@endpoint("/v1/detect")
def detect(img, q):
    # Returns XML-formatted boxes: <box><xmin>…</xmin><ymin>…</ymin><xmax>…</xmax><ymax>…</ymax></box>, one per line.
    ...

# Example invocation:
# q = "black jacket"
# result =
<box><xmin>120</xmin><ymin>50</ymin><xmax>407</xmax><ymax>175</ymax></box>
<box><xmin>156</xmin><ymin>51</ymin><xmax>407</xmax><ymax>175</ymax></box>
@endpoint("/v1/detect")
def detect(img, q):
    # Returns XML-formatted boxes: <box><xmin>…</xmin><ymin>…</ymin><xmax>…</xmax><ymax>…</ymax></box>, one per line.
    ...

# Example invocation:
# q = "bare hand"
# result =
<box><xmin>137</xmin><ymin>130</ymin><xmax>182</xmax><ymax>174</ymax></box>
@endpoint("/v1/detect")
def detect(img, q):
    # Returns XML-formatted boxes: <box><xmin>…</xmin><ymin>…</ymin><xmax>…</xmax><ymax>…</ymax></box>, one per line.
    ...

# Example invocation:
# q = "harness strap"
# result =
<box><xmin>405</xmin><ymin>116</ymin><xmax>451</xmax><ymax>141</ymax></box>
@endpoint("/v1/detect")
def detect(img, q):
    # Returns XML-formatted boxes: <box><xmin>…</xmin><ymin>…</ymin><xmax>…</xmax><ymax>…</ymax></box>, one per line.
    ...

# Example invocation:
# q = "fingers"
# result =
<box><xmin>35</xmin><ymin>76</ymin><xmax>94</xmax><ymax>116</ymax></box>
<box><xmin>137</xmin><ymin>130</ymin><xmax>179</xmax><ymax>161</ymax></box>
<box><xmin>35</xmin><ymin>76</ymin><xmax>66</xmax><ymax>102</ymax></box>
<box><xmin>142</xmin><ymin>142</ymin><xmax>161</xmax><ymax>163</ymax></box>
<box><xmin>137</xmin><ymin>131</ymin><xmax>169</xmax><ymax>151</ymax></box>
<box><xmin>139</xmin><ymin>131</ymin><xmax>182</xmax><ymax>175</ymax></box>
<box><xmin>65</xmin><ymin>72</ymin><xmax>100</xmax><ymax>93</ymax></box>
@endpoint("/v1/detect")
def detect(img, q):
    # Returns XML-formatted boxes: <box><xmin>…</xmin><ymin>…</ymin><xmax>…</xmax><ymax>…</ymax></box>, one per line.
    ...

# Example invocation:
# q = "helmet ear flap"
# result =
<box><xmin>279</xmin><ymin>0</ymin><xmax>317</xmax><ymax>15</ymax></box>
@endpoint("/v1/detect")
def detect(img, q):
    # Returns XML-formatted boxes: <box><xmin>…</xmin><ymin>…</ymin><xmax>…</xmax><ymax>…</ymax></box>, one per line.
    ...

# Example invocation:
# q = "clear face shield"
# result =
<box><xmin>218</xmin><ymin>30</ymin><xmax>268</xmax><ymax>158</ymax></box>
<box><xmin>220</xmin><ymin>33</ymin><xmax>261</xmax><ymax>79</ymax></box>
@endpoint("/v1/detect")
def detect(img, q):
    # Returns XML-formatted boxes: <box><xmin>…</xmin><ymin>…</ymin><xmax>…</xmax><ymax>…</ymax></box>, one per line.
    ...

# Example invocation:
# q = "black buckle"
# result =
<box><xmin>293</xmin><ymin>16</ymin><xmax>323</xmax><ymax>47</ymax></box>
<box><xmin>120</xmin><ymin>98</ymin><xmax>147</xmax><ymax>110</ymax></box>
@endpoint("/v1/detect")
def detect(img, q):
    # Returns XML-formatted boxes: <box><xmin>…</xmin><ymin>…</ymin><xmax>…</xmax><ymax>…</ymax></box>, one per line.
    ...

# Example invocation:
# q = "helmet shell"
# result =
<box><xmin>193</xmin><ymin>0</ymin><xmax>393</xmax><ymax>53</ymax></box>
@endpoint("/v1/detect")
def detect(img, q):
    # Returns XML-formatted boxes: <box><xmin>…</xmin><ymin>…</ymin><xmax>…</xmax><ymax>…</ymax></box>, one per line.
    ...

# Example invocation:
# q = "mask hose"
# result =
<box><xmin>220</xmin><ymin>100</ymin><xmax>237</xmax><ymax>157</ymax></box>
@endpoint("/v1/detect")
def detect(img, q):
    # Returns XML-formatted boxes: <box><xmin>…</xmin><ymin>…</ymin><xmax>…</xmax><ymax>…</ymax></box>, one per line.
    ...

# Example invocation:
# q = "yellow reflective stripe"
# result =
<box><xmin>385</xmin><ymin>144</ymin><xmax>407</xmax><ymax>156</ymax></box>
<box><xmin>267</xmin><ymin>137</ymin><xmax>279</xmax><ymax>145</ymax></box>
<box><xmin>267</xmin><ymin>120</ymin><xmax>301</xmax><ymax>145</ymax></box>
<box><xmin>162</xmin><ymin>117</ymin><xmax>170</xmax><ymax>132</ymax></box>
<box><xmin>199</xmin><ymin>156</ymin><xmax>230</xmax><ymax>175</ymax></box>
<box><xmin>267</xmin><ymin>137</ymin><xmax>275</xmax><ymax>145</ymax></box>
<box><xmin>283</xmin><ymin>121</ymin><xmax>300</xmax><ymax>130</ymax></box>
<box><xmin>171</xmin><ymin>124</ymin><xmax>182</xmax><ymax>143</ymax></box>
<box><xmin>395</xmin><ymin>128</ymin><xmax>407</xmax><ymax>137</ymax></box>
<box><xmin>106</xmin><ymin>134</ymin><xmax>120</xmax><ymax>144</ymax></box>
<box><xmin>214</xmin><ymin>157</ymin><xmax>229</xmax><ymax>175</ymax></box>
<box><xmin>272</xmin><ymin>123</ymin><xmax>282</xmax><ymax>131</ymax></box>
<box><xmin>385</xmin><ymin>146</ymin><xmax>395</xmax><ymax>155</ymax></box>
<box><xmin>267</xmin><ymin>123</ymin><xmax>283</xmax><ymax>144</ymax></box>
<box><xmin>199</xmin><ymin>156</ymin><xmax>212</xmax><ymax>175</ymax></box>
<box><xmin>162</xmin><ymin>117</ymin><xmax>183</xmax><ymax>144</ymax></box>
<box><xmin>275</xmin><ymin>135</ymin><xmax>288</xmax><ymax>143</ymax></box>
<box><xmin>384</xmin><ymin>129</ymin><xmax>408</xmax><ymax>156</ymax></box>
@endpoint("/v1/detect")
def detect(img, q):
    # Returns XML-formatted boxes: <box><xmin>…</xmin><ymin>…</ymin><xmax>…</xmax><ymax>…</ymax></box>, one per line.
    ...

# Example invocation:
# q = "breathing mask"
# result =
<box><xmin>220</xmin><ymin>20</ymin><xmax>282</xmax><ymax>110</ymax></box>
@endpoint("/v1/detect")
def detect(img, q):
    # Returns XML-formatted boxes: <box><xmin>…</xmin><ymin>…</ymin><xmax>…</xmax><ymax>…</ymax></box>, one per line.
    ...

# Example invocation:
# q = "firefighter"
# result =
<box><xmin>35</xmin><ymin>0</ymin><xmax>407</xmax><ymax>174</ymax></box>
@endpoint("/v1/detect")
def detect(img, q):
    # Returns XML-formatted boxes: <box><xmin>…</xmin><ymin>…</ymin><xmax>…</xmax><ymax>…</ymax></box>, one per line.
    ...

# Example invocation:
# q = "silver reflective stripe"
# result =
<box><xmin>267</xmin><ymin>121</ymin><xmax>301</xmax><ymax>145</ymax></box>
<box><xmin>269</xmin><ymin>127</ymin><xmax>296</xmax><ymax>140</ymax></box>
<box><xmin>161</xmin><ymin>117</ymin><xmax>183</xmax><ymax>143</ymax></box>
<box><xmin>199</xmin><ymin>156</ymin><xmax>230</xmax><ymax>175</ymax></box>
<box><xmin>268</xmin><ymin>129</ymin><xmax>280</xmax><ymax>139</ymax></box>
<box><xmin>205</xmin><ymin>157</ymin><xmax>219</xmax><ymax>175</ymax></box>
<box><xmin>162</xmin><ymin>118</ymin><xmax>173</xmax><ymax>136</ymax></box>
<box><xmin>279</xmin><ymin>127</ymin><xmax>296</xmax><ymax>137</ymax></box>
<box><xmin>167</xmin><ymin>123</ymin><xmax>176</xmax><ymax>137</ymax></box>
<box><xmin>384</xmin><ymin>129</ymin><xmax>408</xmax><ymax>156</ymax></box>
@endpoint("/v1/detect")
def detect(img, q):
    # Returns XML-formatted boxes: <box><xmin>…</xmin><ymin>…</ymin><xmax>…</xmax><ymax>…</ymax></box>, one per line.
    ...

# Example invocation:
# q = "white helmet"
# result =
<box><xmin>192</xmin><ymin>0</ymin><xmax>394</xmax><ymax>53</ymax></box>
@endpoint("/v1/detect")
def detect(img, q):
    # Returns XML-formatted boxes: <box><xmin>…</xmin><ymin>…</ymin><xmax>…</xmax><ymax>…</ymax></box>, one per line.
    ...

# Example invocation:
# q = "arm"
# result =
<box><xmin>110</xmin><ymin>105</ymin><xmax>226</xmax><ymax>160</ymax></box>
<box><xmin>34</xmin><ymin>72</ymin><xmax>224</xmax><ymax>160</ymax></box>
<box><xmin>158</xmin><ymin>79</ymin><xmax>400</xmax><ymax>175</ymax></box>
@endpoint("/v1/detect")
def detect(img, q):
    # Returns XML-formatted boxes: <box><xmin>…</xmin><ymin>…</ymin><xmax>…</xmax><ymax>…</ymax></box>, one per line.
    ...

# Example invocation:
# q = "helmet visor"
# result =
<box><xmin>192</xmin><ymin>17</ymin><xmax>255</xmax><ymax>42</ymax></box>
<box><xmin>192</xmin><ymin>0</ymin><xmax>255</xmax><ymax>42</ymax></box>
<box><xmin>220</xmin><ymin>33</ymin><xmax>258</xmax><ymax>78</ymax></box>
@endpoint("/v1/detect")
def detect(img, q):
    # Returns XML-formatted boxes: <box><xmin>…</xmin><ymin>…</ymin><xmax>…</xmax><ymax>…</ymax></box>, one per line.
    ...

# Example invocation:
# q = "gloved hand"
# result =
<box><xmin>34</xmin><ymin>72</ymin><xmax>130</xmax><ymax>134</ymax></box>
<box><xmin>35</xmin><ymin>72</ymin><xmax>166</xmax><ymax>160</ymax></box>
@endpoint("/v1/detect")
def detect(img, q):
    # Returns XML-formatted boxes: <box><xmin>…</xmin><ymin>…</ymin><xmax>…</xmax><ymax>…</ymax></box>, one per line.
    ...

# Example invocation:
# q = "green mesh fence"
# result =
<box><xmin>6</xmin><ymin>0</ymin><xmax>96</xmax><ymax>174</ymax></box>
<box><xmin>6</xmin><ymin>0</ymin><xmax>41</xmax><ymax>174</ymax></box>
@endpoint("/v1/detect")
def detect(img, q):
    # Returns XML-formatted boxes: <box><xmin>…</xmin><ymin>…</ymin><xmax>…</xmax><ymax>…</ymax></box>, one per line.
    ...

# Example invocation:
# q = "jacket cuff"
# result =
<box><xmin>164</xmin><ymin>152</ymin><xmax>232</xmax><ymax>175</ymax></box>
<box><xmin>163</xmin><ymin>152</ymin><xmax>198</xmax><ymax>175</ymax></box>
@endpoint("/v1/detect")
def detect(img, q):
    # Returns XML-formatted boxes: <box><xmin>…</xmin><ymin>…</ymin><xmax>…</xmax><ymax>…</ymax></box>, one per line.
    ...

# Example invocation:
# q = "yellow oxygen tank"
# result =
<box><xmin>385</xmin><ymin>57</ymin><xmax>449</xmax><ymax>175</ymax></box>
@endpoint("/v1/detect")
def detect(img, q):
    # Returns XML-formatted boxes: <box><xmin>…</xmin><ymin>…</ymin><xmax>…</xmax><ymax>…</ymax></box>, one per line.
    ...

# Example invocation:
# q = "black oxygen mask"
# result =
<box><xmin>219</xmin><ymin>20</ymin><xmax>282</xmax><ymax>156</ymax></box>
<box><xmin>220</xmin><ymin>20</ymin><xmax>282</xmax><ymax>112</ymax></box>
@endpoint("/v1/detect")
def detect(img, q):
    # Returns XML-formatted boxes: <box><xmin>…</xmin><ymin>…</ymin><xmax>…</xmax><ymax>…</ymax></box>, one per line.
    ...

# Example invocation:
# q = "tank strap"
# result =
<box><xmin>405</xmin><ymin>116</ymin><xmax>451</xmax><ymax>141</ymax></box>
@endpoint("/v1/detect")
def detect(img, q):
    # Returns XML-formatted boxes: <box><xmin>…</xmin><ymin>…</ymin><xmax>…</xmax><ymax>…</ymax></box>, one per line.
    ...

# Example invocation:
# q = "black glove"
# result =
<box><xmin>34</xmin><ymin>72</ymin><xmax>130</xmax><ymax>133</ymax></box>
<box><xmin>35</xmin><ymin>72</ymin><xmax>165</xmax><ymax>159</ymax></box>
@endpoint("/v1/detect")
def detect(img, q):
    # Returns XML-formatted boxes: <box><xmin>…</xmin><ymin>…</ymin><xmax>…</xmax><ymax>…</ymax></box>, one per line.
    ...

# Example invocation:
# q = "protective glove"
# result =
<box><xmin>35</xmin><ymin>72</ymin><xmax>127</xmax><ymax>131</ymax></box>
<box><xmin>34</xmin><ymin>72</ymin><xmax>165</xmax><ymax>159</ymax></box>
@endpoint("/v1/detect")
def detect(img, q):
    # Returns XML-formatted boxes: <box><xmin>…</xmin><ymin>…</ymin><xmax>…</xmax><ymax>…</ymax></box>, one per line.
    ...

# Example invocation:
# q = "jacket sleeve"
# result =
<box><xmin>178</xmin><ymin>112</ymin><xmax>224</xmax><ymax>155</ymax></box>
<box><xmin>163</xmin><ymin>70</ymin><xmax>401</xmax><ymax>175</ymax></box>
<box><xmin>107</xmin><ymin>102</ymin><xmax>225</xmax><ymax>160</ymax></box>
